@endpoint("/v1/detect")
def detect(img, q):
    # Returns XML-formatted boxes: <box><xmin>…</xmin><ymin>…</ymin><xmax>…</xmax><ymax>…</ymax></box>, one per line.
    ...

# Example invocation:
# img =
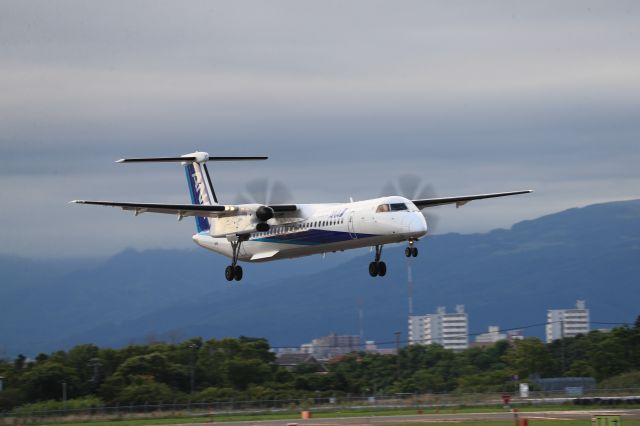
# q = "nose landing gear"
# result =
<box><xmin>405</xmin><ymin>240</ymin><xmax>418</xmax><ymax>258</ymax></box>
<box><xmin>369</xmin><ymin>245</ymin><xmax>386</xmax><ymax>277</ymax></box>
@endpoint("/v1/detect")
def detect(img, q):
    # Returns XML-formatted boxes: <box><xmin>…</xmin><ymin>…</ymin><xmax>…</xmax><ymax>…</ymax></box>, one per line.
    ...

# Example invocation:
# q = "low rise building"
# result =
<box><xmin>475</xmin><ymin>326</ymin><xmax>507</xmax><ymax>345</ymax></box>
<box><xmin>302</xmin><ymin>333</ymin><xmax>360</xmax><ymax>360</ymax></box>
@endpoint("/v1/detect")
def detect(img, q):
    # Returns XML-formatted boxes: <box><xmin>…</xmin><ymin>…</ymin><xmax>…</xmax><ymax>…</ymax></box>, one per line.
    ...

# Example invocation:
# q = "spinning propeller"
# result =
<box><xmin>235</xmin><ymin>179</ymin><xmax>294</xmax><ymax>205</ymax></box>
<box><xmin>380</xmin><ymin>174</ymin><xmax>440</xmax><ymax>232</ymax></box>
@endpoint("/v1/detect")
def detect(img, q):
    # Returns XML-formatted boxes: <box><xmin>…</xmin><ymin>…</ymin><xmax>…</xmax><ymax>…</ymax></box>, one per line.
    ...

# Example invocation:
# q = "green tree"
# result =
<box><xmin>66</xmin><ymin>344</ymin><xmax>101</xmax><ymax>395</ymax></box>
<box><xmin>21</xmin><ymin>362</ymin><xmax>79</xmax><ymax>402</ymax></box>
<box><xmin>226</xmin><ymin>359</ymin><xmax>272</xmax><ymax>390</ymax></box>
<box><xmin>115</xmin><ymin>380</ymin><xmax>177</xmax><ymax>404</ymax></box>
<box><xmin>115</xmin><ymin>352</ymin><xmax>188</xmax><ymax>390</ymax></box>
<box><xmin>503</xmin><ymin>337</ymin><xmax>555</xmax><ymax>378</ymax></box>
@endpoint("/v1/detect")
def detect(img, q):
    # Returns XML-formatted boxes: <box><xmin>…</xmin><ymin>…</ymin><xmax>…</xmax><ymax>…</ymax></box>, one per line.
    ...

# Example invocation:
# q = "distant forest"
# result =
<box><xmin>1</xmin><ymin>318</ymin><xmax>639</xmax><ymax>412</ymax></box>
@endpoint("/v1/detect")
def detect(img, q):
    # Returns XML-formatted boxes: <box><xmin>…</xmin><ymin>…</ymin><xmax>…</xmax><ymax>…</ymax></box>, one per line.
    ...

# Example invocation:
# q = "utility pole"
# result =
<box><xmin>394</xmin><ymin>331</ymin><xmax>401</xmax><ymax>353</ymax></box>
<box><xmin>407</xmin><ymin>258</ymin><xmax>414</xmax><ymax>315</ymax></box>
<box><xmin>62</xmin><ymin>382</ymin><xmax>67</xmax><ymax>411</ymax></box>
<box><xmin>394</xmin><ymin>331</ymin><xmax>402</xmax><ymax>379</ymax></box>
<box><xmin>189</xmin><ymin>343</ymin><xmax>197</xmax><ymax>395</ymax></box>
<box><xmin>560</xmin><ymin>319</ymin><xmax>566</xmax><ymax>374</ymax></box>
<box><xmin>88</xmin><ymin>358</ymin><xmax>102</xmax><ymax>392</ymax></box>
<box><xmin>358</xmin><ymin>298</ymin><xmax>364</xmax><ymax>343</ymax></box>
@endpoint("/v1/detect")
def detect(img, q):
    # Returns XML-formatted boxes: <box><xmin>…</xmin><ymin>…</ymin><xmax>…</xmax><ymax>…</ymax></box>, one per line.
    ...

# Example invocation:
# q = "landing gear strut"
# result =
<box><xmin>405</xmin><ymin>240</ymin><xmax>418</xmax><ymax>258</ymax></box>
<box><xmin>369</xmin><ymin>245</ymin><xmax>386</xmax><ymax>277</ymax></box>
<box><xmin>225</xmin><ymin>237</ymin><xmax>246</xmax><ymax>282</ymax></box>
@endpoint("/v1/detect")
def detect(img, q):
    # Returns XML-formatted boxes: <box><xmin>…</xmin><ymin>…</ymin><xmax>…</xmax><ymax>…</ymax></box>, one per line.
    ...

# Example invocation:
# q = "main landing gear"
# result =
<box><xmin>405</xmin><ymin>240</ymin><xmax>418</xmax><ymax>258</ymax></box>
<box><xmin>369</xmin><ymin>245</ymin><xmax>386</xmax><ymax>277</ymax></box>
<box><xmin>224</xmin><ymin>238</ymin><xmax>246</xmax><ymax>282</ymax></box>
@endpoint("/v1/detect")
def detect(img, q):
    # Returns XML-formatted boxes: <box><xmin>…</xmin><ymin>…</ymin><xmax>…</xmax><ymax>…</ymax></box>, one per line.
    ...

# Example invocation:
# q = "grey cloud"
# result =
<box><xmin>0</xmin><ymin>0</ymin><xmax>638</xmax><ymax>257</ymax></box>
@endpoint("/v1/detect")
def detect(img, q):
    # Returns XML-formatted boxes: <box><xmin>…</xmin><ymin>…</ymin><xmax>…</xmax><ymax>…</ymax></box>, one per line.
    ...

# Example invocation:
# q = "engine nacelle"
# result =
<box><xmin>256</xmin><ymin>222</ymin><xmax>270</xmax><ymax>232</ymax></box>
<box><xmin>256</xmin><ymin>205</ymin><xmax>275</xmax><ymax>222</ymax></box>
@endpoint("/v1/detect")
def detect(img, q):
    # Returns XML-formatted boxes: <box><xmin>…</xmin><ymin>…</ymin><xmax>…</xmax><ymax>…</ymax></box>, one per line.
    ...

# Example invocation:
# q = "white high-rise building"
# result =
<box><xmin>546</xmin><ymin>300</ymin><xmax>590</xmax><ymax>343</ymax></box>
<box><xmin>408</xmin><ymin>305</ymin><xmax>469</xmax><ymax>350</ymax></box>
<box><xmin>408</xmin><ymin>315</ymin><xmax>425</xmax><ymax>345</ymax></box>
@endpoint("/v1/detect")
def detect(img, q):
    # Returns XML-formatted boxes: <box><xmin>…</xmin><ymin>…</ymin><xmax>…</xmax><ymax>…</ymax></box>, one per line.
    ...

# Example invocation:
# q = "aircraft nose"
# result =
<box><xmin>410</xmin><ymin>212</ymin><xmax>428</xmax><ymax>235</ymax></box>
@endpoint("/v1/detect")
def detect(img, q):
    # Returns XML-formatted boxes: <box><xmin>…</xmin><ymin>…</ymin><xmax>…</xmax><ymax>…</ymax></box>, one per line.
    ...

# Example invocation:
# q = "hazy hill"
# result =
<box><xmin>1</xmin><ymin>199</ymin><xmax>639</xmax><ymax>356</ymax></box>
<box><xmin>0</xmin><ymin>246</ymin><xmax>354</xmax><ymax>356</ymax></box>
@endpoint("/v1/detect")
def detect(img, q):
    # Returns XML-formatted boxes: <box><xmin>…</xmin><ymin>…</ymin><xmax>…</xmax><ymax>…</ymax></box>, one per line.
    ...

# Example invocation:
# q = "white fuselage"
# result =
<box><xmin>192</xmin><ymin>196</ymin><xmax>428</xmax><ymax>262</ymax></box>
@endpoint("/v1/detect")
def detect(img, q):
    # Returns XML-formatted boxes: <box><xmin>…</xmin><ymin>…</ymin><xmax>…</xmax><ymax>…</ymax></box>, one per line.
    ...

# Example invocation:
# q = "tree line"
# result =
<box><xmin>1</xmin><ymin>318</ymin><xmax>639</xmax><ymax>412</ymax></box>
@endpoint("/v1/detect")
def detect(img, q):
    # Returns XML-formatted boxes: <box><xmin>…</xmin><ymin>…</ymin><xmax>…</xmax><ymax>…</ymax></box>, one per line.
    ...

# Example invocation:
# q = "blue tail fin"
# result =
<box><xmin>184</xmin><ymin>163</ymin><xmax>214</xmax><ymax>233</ymax></box>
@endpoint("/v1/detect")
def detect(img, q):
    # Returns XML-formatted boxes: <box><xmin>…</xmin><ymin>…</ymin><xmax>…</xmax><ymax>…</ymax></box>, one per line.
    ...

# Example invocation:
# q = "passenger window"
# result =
<box><xmin>376</xmin><ymin>204</ymin><xmax>390</xmax><ymax>213</ymax></box>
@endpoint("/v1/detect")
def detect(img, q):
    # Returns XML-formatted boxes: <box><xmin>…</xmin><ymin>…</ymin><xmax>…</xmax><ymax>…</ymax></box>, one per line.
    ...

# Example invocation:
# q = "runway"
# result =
<box><xmin>189</xmin><ymin>409</ymin><xmax>640</xmax><ymax>426</ymax></box>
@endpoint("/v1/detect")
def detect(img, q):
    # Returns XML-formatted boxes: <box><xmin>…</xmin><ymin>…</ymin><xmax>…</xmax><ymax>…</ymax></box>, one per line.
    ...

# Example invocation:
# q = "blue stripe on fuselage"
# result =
<box><xmin>252</xmin><ymin>229</ymin><xmax>375</xmax><ymax>245</ymax></box>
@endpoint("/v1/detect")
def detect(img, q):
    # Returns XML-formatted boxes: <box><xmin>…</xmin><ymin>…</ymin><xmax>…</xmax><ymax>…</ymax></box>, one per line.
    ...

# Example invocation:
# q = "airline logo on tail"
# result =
<box><xmin>184</xmin><ymin>163</ymin><xmax>212</xmax><ymax>233</ymax></box>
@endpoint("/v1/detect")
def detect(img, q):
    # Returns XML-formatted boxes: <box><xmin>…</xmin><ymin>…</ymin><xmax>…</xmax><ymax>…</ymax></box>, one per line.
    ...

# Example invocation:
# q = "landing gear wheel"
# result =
<box><xmin>405</xmin><ymin>247</ymin><xmax>412</xmax><ymax>258</ymax></box>
<box><xmin>369</xmin><ymin>245</ymin><xmax>385</xmax><ymax>278</ymax></box>
<box><xmin>369</xmin><ymin>262</ymin><xmax>378</xmax><ymax>277</ymax></box>
<box><xmin>378</xmin><ymin>261</ymin><xmax>387</xmax><ymax>277</ymax></box>
<box><xmin>411</xmin><ymin>247</ymin><xmax>418</xmax><ymax>257</ymax></box>
<box><xmin>225</xmin><ymin>265</ymin><xmax>235</xmax><ymax>281</ymax></box>
<box><xmin>225</xmin><ymin>237</ymin><xmax>248</xmax><ymax>282</ymax></box>
<box><xmin>234</xmin><ymin>265</ymin><xmax>243</xmax><ymax>281</ymax></box>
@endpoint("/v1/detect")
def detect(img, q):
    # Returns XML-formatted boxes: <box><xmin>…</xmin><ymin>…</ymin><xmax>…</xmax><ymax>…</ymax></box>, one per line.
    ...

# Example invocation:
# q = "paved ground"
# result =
<box><xmin>188</xmin><ymin>409</ymin><xmax>640</xmax><ymax>426</ymax></box>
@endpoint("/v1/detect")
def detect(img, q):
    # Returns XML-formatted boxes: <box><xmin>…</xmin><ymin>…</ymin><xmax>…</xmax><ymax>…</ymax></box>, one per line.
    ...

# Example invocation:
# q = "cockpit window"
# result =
<box><xmin>376</xmin><ymin>204</ymin><xmax>390</xmax><ymax>213</ymax></box>
<box><xmin>390</xmin><ymin>203</ymin><xmax>408</xmax><ymax>211</ymax></box>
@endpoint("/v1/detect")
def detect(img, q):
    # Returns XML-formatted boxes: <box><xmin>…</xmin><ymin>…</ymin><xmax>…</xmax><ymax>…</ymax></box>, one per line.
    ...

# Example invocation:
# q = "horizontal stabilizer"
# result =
<box><xmin>116</xmin><ymin>154</ymin><xmax>268</xmax><ymax>164</ymax></box>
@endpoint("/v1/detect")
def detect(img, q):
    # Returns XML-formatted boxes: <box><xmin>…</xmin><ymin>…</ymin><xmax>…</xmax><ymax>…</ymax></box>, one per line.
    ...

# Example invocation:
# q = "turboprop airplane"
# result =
<box><xmin>72</xmin><ymin>152</ymin><xmax>532</xmax><ymax>281</ymax></box>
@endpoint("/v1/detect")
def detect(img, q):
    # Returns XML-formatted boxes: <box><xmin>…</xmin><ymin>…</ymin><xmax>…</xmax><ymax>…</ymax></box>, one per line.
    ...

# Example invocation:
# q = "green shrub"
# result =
<box><xmin>12</xmin><ymin>396</ymin><xmax>104</xmax><ymax>415</ymax></box>
<box><xmin>598</xmin><ymin>370</ymin><xmax>640</xmax><ymax>389</ymax></box>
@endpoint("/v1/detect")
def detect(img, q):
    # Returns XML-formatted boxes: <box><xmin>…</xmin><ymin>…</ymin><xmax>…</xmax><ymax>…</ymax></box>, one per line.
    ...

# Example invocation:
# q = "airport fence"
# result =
<box><xmin>2</xmin><ymin>388</ymin><xmax>640</xmax><ymax>425</ymax></box>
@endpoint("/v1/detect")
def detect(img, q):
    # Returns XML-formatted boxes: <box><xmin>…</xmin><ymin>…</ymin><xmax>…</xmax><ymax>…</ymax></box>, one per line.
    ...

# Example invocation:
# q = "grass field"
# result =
<box><xmin>382</xmin><ymin>422</ymin><xmax>640</xmax><ymax>426</ymax></box>
<box><xmin>11</xmin><ymin>405</ymin><xmax>638</xmax><ymax>426</ymax></box>
<box><xmin>27</xmin><ymin>418</ymin><xmax>640</xmax><ymax>426</ymax></box>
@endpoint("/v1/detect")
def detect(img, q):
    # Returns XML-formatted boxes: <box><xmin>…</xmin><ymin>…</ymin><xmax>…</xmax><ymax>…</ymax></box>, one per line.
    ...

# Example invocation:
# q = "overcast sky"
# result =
<box><xmin>1</xmin><ymin>1</ymin><xmax>639</xmax><ymax>258</ymax></box>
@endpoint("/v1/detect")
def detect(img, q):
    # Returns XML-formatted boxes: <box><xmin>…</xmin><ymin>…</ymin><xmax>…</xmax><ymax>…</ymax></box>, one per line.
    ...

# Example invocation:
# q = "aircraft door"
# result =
<box><xmin>348</xmin><ymin>211</ymin><xmax>357</xmax><ymax>239</ymax></box>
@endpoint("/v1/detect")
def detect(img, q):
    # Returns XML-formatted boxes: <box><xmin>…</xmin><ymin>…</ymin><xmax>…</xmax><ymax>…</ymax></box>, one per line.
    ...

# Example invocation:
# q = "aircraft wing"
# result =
<box><xmin>70</xmin><ymin>200</ymin><xmax>297</xmax><ymax>218</ymax></box>
<box><xmin>412</xmin><ymin>190</ymin><xmax>532</xmax><ymax>209</ymax></box>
